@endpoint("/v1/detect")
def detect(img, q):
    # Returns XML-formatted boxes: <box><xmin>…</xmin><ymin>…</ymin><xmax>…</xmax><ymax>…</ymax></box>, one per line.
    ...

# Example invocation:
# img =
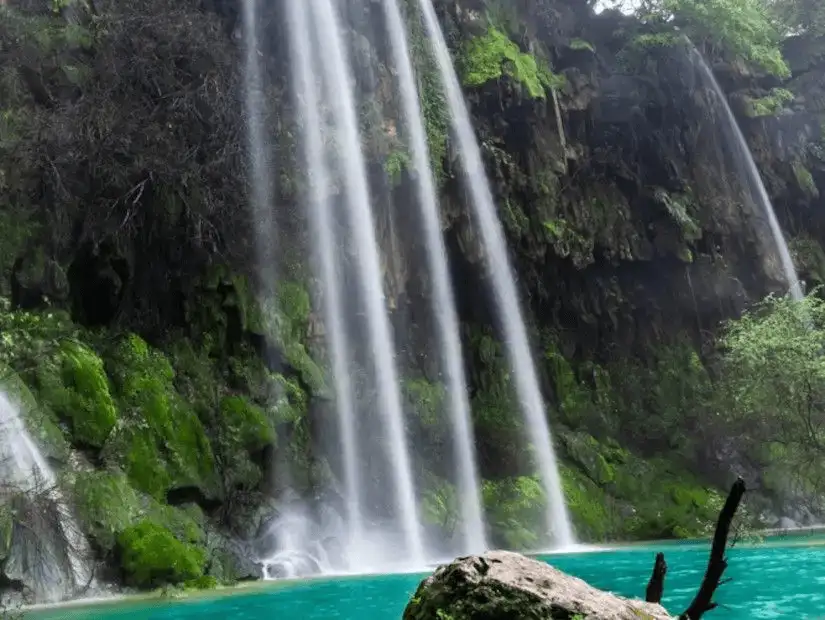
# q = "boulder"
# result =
<box><xmin>403</xmin><ymin>551</ymin><xmax>673</xmax><ymax>620</ymax></box>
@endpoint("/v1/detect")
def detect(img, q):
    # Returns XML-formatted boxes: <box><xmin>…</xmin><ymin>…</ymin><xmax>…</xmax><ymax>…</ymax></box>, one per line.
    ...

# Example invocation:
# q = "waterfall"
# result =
<box><xmin>380</xmin><ymin>0</ymin><xmax>487</xmax><ymax>554</ymax></box>
<box><xmin>285</xmin><ymin>0</ymin><xmax>366</xmax><ymax>562</ymax></box>
<box><xmin>414</xmin><ymin>0</ymin><xmax>575</xmax><ymax>547</ymax></box>
<box><xmin>286</xmin><ymin>0</ymin><xmax>425</xmax><ymax>567</ymax></box>
<box><xmin>0</xmin><ymin>391</ymin><xmax>93</xmax><ymax>602</ymax></box>
<box><xmin>690</xmin><ymin>49</ymin><xmax>803</xmax><ymax>301</ymax></box>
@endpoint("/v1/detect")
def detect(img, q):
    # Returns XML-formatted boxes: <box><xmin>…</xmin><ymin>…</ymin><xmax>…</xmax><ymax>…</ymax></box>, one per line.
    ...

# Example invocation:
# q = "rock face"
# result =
<box><xmin>403</xmin><ymin>551</ymin><xmax>673</xmax><ymax>620</ymax></box>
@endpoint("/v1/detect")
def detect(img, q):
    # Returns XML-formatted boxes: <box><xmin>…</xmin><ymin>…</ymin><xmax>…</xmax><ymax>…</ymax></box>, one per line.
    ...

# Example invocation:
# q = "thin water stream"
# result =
<box><xmin>380</xmin><ymin>0</ymin><xmax>487</xmax><ymax>555</ymax></box>
<box><xmin>690</xmin><ymin>49</ymin><xmax>803</xmax><ymax>300</ymax></box>
<box><xmin>285</xmin><ymin>0</ymin><xmax>366</xmax><ymax>563</ymax></box>
<box><xmin>414</xmin><ymin>0</ymin><xmax>575</xmax><ymax>547</ymax></box>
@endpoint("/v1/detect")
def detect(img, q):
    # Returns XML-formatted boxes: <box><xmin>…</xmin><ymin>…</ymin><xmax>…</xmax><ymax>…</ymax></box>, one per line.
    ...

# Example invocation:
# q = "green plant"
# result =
<box><xmin>458</xmin><ymin>27</ymin><xmax>564</xmax><ymax>99</ymax></box>
<box><xmin>715</xmin><ymin>292</ymin><xmax>825</xmax><ymax>503</ymax></box>
<box><xmin>743</xmin><ymin>88</ymin><xmax>795</xmax><ymax>117</ymax></box>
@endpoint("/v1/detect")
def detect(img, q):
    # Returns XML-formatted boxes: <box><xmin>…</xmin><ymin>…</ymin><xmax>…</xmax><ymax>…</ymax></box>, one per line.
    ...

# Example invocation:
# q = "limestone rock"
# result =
<box><xmin>403</xmin><ymin>550</ymin><xmax>673</xmax><ymax>620</ymax></box>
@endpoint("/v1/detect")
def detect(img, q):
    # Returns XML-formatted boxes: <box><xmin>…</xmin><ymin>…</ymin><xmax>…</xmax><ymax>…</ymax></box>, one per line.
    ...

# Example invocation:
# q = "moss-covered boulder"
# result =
<box><xmin>101</xmin><ymin>334</ymin><xmax>218</xmax><ymax>501</ymax></box>
<box><xmin>116</xmin><ymin>519</ymin><xmax>206</xmax><ymax>588</ymax></box>
<box><xmin>36</xmin><ymin>341</ymin><xmax>118</xmax><ymax>448</ymax></box>
<box><xmin>403</xmin><ymin>551</ymin><xmax>672</xmax><ymax>620</ymax></box>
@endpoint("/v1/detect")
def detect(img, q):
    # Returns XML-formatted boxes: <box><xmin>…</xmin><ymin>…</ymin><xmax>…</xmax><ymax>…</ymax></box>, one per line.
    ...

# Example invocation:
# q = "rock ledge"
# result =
<box><xmin>403</xmin><ymin>550</ymin><xmax>673</xmax><ymax>619</ymax></box>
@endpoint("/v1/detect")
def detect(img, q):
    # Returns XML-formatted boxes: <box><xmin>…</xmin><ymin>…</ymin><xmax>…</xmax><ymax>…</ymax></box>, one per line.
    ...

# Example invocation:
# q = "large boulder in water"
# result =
<box><xmin>403</xmin><ymin>551</ymin><xmax>673</xmax><ymax>620</ymax></box>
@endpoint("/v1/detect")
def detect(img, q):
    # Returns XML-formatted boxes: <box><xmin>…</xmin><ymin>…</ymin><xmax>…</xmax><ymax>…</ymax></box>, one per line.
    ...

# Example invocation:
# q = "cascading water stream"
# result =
<box><xmin>295</xmin><ymin>0</ymin><xmax>426</xmax><ymax>566</ymax></box>
<box><xmin>415</xmin><ymin>0</ymin><xmax>575</xmax><ymax>547</ymax></box>
<box><xmin>0</xmin><ymin>391</ymin><xmax>92</xmax><ymax>601</ymax></box>
<box><xmin>285</xmin><ymin>0</ymin><xmax>366</xmax><ymax>562</ymax></box>
<box><xmin>240</xmin><ymin>0</ymin><xmax>276</xmax><ymax>288</ymax></box>
<box><xmin>380</xmin><ymin>0</ymin><xmax>487</xmax><ymax>554</ymax></box>
<box><xmin>690</xmin><ymin>49</ymin><xmax>803</xmax><ymax>301</ymax></box>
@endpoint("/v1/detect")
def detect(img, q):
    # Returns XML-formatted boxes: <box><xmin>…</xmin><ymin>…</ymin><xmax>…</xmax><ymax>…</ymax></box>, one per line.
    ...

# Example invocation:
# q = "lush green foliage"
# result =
<box><xmin>716</xmin><ymin>292</ymin><xmax>825</xmax><ymax>505</ymax></box>
<box><xmin>458</xmin><ymin>27</ymin><xmax>564</xmax><ymax>99</ymax></box>
<box><xmin>639</xmin><ymin>0</ymin><xmax>790</xmax><ymax>76</ymax></box>
<box><xmin>768</xmin><ymin>0</ymin><xmax>825</xmax><ymax>35</ymax></box>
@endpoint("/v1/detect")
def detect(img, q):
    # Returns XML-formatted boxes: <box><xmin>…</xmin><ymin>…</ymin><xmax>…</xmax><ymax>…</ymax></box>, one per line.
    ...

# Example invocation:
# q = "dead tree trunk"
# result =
<box><xmin>645</xmin><ymin>552</ymin><xmax>667</xmax><ymax>604</ymax></box>
<box><xmin>680</xmin><ymin>476</ymin><xmax>747</xmax><ymax>619</ymax></box>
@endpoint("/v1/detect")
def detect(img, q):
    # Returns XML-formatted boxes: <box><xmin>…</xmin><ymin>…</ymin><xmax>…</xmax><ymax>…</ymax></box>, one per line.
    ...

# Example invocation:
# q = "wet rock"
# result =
<box><xmin>403</xmin><ymin>551</ymin><xmax>673</xmax><ymax>620</ymax></box>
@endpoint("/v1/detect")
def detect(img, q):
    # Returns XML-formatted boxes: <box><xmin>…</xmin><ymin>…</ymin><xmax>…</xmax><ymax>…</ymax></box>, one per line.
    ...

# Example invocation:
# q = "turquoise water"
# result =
<box><xmin>25</xmin><ymin>536</ymin><xmax>825</xmax><ymax>619</ymax></box>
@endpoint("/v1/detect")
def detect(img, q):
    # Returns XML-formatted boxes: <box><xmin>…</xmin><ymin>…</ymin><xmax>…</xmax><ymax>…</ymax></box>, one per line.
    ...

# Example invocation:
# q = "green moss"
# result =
<box><xmin>482</xmin><ymin>476</ymin><xmax>546</xmax><ymax>550</ymax></box>
<box><xmin>184</xmin><ymin>575</ymin><xmax>218</xmax><ymax>590</ymax></box>
<box><xmin>117</xmin><ymin>520</ymin><xmax>205</xmax><ymax>589</ymax></box>
<box><xmin>570</xmin><ymin>38</ymin><xmax>595</xmax><ymax>52</ymax></box>
<box><xmin>103</xmin><ymin>334</ymin><xmax>217</xmax><ymax>500</ymax></box>
<box><xmin>36</xmin><ymin>341</ymin><xmax>117</xmax><ymax>447</ymax></box>
<box><xmin>743</xmin><ymin>88</ymin><xmax>795</xmax><ymax>117</ymax></box>
<box><xmin>72</xmin><ymin>470</ymin><xmax>141</xmax><ymax>551</ymax></box>
<box><xmin>384</xmin><ymin>148</ymin><xmax>411</xmax><ymax>185</ymax></box>
<box><xmin>561</xmin><ymin>465</ymin><xmax>615</xmax><ymax>540</ymax></box>
<box><xmin>792</xmin><ymin>160</ymin><xmax>819</xmax><ymax>197</ymax></box>
<box><xmin>403</xmin><ymin>378</ymin><xmax>446</xmax><ymax>429</ymax></box>
<box><xmin>653</xmin><ymin>188</ymin><xmax>702</xmax><ymax>241</ymax></box>
<box><xmin>219</xmin><ymin>395</ymin><xmax>275</xmax><ymax>452</ymax></box>
<box><xmin>458</xmin><ymin>27</ymin><xmax>564</xmax><ymax>99</ymax></box>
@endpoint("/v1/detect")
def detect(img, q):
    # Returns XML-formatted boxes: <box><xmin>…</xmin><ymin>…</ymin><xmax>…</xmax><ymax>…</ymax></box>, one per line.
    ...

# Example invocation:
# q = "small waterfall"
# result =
<box><xmin>0</xmin><ymin>391</ymin><xmax>92</xmax><ymax>602</ymax></box>
<box><xmin>285</xmin><ymin>0</ymin><xmax>366</xmax><ymax>559</ymax></box>
<box><xmin>415</xmin><ymin>0</ymin><xmax>575</xmax><ymax>547</ymax></box>
<box><xmin>286</xmin><ymin>0</ymin><xmax>425</xmax><ymax>567</ymax></box>
<box><xmin>690</xmin><ymin>49</ymin><xmax>803</xmax><ymax>301</ymax></box>
<box><xmin>380</xmin><ymin>0</ymin><xmax>487</xmax><ymax>554</ymax></box>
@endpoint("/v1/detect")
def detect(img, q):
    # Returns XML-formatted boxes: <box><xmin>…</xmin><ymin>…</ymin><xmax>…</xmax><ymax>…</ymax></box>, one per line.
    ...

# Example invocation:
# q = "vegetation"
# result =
<box><xmin>715</xmin><ymin>292</ymin><xmax>825</xmax><ymax>510</ymax></box>
<box><xmin>634</xmin><ymin>0</ymin><xmax>790</xmax><ymax>75</ymax></box>
<box><xmin>458</xmin><ymin>27</ymin><xmax>564</xmax><ymax>99</ymax></box>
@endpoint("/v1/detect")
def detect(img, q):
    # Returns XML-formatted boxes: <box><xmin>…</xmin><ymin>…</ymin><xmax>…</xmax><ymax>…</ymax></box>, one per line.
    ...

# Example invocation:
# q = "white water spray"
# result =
<box><xmin>690</xmin><ymin>49</ymin><xmax>803</xmax><ymax>301</ymax></box>
<box><xmin>415</xmin><ymin>0</ymin><xmax>575</xmax><ymax>547</ymax></box>
<box><xmin>381</xmin><ymin>0</ymin><xmax>487</xmax><ymax>554</ymax></box>
<box><xmin>285</xmin><ymin>0</ymin><xmax>366</xmax><ymax>561</ymax></box>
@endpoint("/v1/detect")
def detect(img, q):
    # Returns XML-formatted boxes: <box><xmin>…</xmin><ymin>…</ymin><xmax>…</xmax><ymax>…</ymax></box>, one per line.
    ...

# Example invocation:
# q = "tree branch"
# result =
<box><xmin>680</xmin><ymin>477</ymin><xmax>747</xmax><ymax>619</ymax></box>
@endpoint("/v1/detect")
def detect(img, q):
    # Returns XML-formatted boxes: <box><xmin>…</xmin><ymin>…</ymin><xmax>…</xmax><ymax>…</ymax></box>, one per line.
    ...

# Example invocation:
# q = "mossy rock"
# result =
<box><xmin>117</xmin><ymin>519</ymin><xmax>206</xmax><ymax>589</ymax></box>
<box><xmin>36</xmin><ymin>341</ymin><xmax>118</xmax><ymax>448</ymax></box>
<box><xmin>72</xmin><ymin>470</ymin><xmax>141</xmax><ymax>552</ymax></box>
<box><xmin>219</xmin><ymin>395</ymin><xmax>275</xmax><ymax>452</ymax></box>
<box><xmin>102</xmin><ymin>334</ymin><xmax>218</xmax><ymax>500</ymax></box>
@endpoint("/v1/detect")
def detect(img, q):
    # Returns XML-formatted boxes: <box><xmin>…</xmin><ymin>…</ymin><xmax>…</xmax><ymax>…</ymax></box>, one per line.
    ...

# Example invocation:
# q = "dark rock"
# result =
<box><xmin>403</xmin><ymin>551</ymin><xmax>673</xmax><ymax>620</ymax></box>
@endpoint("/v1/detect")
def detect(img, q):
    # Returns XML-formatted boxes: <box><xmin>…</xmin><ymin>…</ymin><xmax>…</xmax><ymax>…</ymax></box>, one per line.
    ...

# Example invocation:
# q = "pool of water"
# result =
<box><xmin>24</xmin><ymin>536</ymin><xmax>825</xmax><ymax>619</ymax></box>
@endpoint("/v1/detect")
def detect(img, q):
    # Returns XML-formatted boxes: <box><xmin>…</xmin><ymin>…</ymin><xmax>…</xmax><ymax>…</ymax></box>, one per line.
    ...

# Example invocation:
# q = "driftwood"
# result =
<box><xmin>645</xmin><ymin>552</ymin><xmax>667</xmax><ymax>604</ymax></box>
<box><xmin>644</xmin><ymin>477</ymin><xmax>747</xmax><ymax>619</ymax></box>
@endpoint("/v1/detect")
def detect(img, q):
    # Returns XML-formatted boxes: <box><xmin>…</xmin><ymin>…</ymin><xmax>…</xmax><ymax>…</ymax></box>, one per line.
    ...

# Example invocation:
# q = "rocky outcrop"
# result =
<box><xmin>403</xmin><ymin>551</ymin><xmax>673</xmax><ymax>620</ymax></box>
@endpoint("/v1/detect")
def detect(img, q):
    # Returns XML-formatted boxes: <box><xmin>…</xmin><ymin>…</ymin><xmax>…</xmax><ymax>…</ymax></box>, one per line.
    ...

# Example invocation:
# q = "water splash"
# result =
<box><xmin>414</xmin><ymin>0</ymin><xmax>575</xmax><ymax>547</ymax></box>
<box><xmin>690</xmin><ymin>49</ymin><xmax>803</xmax><ymax>301</ymax></box>
<box><xmin>0</xmin><ymin>391</ymin><xmax>93</xmax><ymax>602</ymax></box>
<box><xmin>380</xmin><ymin>0</ymin><xmax>487</xmax><ymax>555</ymax></box>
